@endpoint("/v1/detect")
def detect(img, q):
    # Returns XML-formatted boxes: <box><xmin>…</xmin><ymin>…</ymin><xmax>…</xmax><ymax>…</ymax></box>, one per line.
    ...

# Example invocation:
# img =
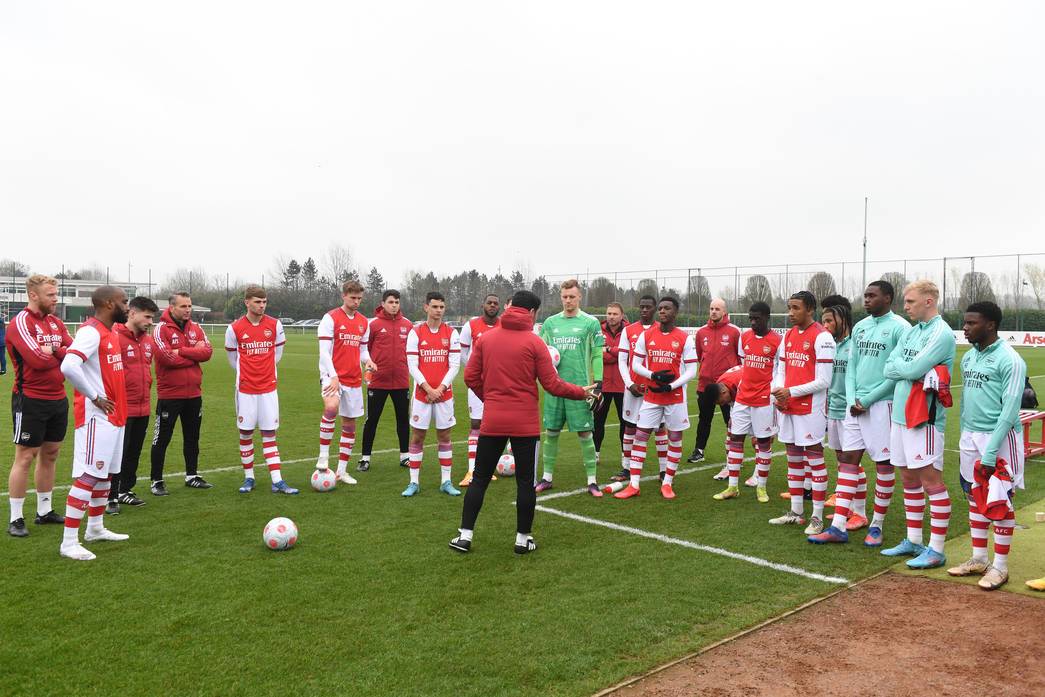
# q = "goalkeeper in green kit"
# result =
<box><xmin>534</xmin><ymin>279</ymin><xmax>605</xmax><ymax>497</ymax></box>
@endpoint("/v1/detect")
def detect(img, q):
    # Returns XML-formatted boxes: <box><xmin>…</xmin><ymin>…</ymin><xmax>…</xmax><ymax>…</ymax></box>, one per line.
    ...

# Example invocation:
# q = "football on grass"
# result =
<box><xmin>496</xmin><ymin>453</ymin><xmax>516</xmax><ymax>477</ymax></box>
<box><xmin>263</xmin><ymin>517</ymin><xmax>298</xmax><ymax>551</ymax></box>
<box><xmin>311</xmin><ymin>468</ymin><xmax>337</xmax><ymax>492</ymax></box>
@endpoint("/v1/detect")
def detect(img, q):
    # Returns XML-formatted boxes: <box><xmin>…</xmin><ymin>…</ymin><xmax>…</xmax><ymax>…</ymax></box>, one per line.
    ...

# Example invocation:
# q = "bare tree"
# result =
<box><xmin>322</xmin><ymin>244</ymin><xmax>358</xmax><ymax>285</ymax></box>
<box><xmin>1024</xmin><ymin>263</ymin><xmax>1045</xmax><ymax>310</ymax></box>
<box><xmin>959</xmin><ymin>271</ymin><xmax>996</xmax><ymax>307</ymax></box>
<box><xmin>807</xmin><ymin>271</ymin><xmax>837</xmax><ymax>303</ymax></box>
<box><xmin>740</xmin><ymin>274</ymin><xmax>773</xmax><ymax>307</ymax></box>
<box><xmin>0</xmin><ymin>258</ymin><xmax>29</xmax><ymax>277</ymax></box>
<box><xmin>879</xmin><ymin>271</ymin><xmax>909</xmax><ymax>313</ymax></box>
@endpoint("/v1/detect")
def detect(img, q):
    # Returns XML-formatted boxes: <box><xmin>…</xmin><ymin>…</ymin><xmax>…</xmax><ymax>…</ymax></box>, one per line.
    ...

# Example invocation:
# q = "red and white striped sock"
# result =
<box><xmin>467</xmin><ymin>429</ymin><xmax>479</xmax><ymax>474</ymax></box>
<box><xmin>318</xmin><ymin>410</ymin><xmax>336</xmax><ymax>462</ymax></box>
<box><xmin>408</xmin><ymin>442</ymin><xmax>423</xmax><ymax>485</ymax></box>
<box><xmin>808</xmin><ymin>450</ymin><xmax>828</xmax><ymax>519</ymax></box>
<box><xmin>86</xmin><ymin>479</ymin><xmax>111</xmax><ymax>531</ymax></box>
<box><xmin>871</xmin><ymin>462</ymin><xmax>894</xmax><ymax>528</ymax></box>
<box><xmin>62</xmin><ymin>479</ymin><xmax>93</xmax><ymax>546</ymax></box>
<box><xmin>992</xmin><ymin>512</ymin><xmax>1015</xmax><ymax>572</ymax></box>
<box><xmin>755</xmin><ymin>441</ymin><xmax>772</xmax><ymax>487</ymax></box>
<box><xmin>726</xmin><ymin>440</ymin><xmax>744</xmax><ymax>488</ymax></box>
<box><xmin>262</xmin><ymin>433</ymin><xmax>283</xmax><ymax>484</ymax></box>
<box><xmin>438</xmin><ymin>439</ymin><xmax>453</xmax><ymax>483</ymax></box>
<box><xmin>239</xmin><ymin>430</ymin><xmax>255</xmax><ymax>480</ymax></box>
<box><xmin>804</xmin><ymin>462</ymin><xmax>813</xmax><ymax>492</ymax></box>
<box><xmin>926</xmin><ymin>484</ymin><xmax>950</xmax><ymax>553</ymax></box>
<box><xmin>851</xmin><ymin>466</ymin><xmax>867</xmax><ymax>517</ymax></box>
<box><xmin>663</xmin><ymin>431</ymin><xmax>682</xmax><ymax>486</ymax></box>
<box><xmin>830</xmin><ymin>463</ymin><xmax>860</xmax><ymax>530</ymax></box>
<box><xmin>622</xmin><ymin>426</ymin><xmax>635</xmax><ymax>469</ymax></box>
<box><xmin>786</xmin><ymin>445</ymin><xmax>806</xmax><ymax>515</ymax></box>
<box><xmin>337</xmin><ymin>425</ymin><xmax>355</xmax><ymax>475</ymax></box>
<box><xmin>629</xmin><ymin>428</ymin><xmax>650</xmax><ymax>488</ymax></box>
<box><xmin>969</xmin><ymin>509</ymin><xmax>990</xmax><ymax>562</ymax></box>
<box><xmin>655</xmin><ymin>428</ymin><xmax>668</xmax><ymax>472</ymax></box>
<box><xmin>903</xmin><ymin>485</ymin><xmax>926</xmax><ymax>545</ymax></box>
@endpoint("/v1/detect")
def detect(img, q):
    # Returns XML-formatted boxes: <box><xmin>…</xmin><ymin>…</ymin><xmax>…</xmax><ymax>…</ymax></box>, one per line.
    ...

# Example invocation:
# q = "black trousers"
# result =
<box><xmin>114</xmin><ymin>415</ymin><xmax>150</xmax><ymax>497</ymax></box>
<box><xmin>694</xmin><ymin>388</ymin><xmax>731</xmax><ymax>452</ymax></box>
<box><xmin>360</xmin><ymin>388</ymin><xmax>410</xmax><ymax>457</ymax></box>
<box><xmin>150</xmin><ymin>396</ymin><xmax>203</xmax><ymax>481</ymax></box>
<box><xmin>592</xmin><ymin>392</ymin><xmax>625</xmax><ymax>453</ymax></box>
<box><xmin>461</xmin><ymin>435</ymin><xmax>539</xmax><ymax>535</ymax></box>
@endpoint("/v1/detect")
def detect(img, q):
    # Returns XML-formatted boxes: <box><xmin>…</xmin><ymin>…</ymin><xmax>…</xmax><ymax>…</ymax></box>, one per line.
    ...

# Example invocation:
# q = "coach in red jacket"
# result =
<box><xmin>688</xmin><ymin>298</ymin><xmax>742</xmax><ymax>463</ymax></box>
<box><xmin>450</xmin><ymin>290</ymin><xmax>592</xmax><ymax>556</ymax></box>
<box><xmin>108</xmin><ymin>297</ymin><xmax>158</xmax><ymax>511</ymax></box>
<box><xmin>150</xmin><ymin>292</ymin><xmax>213</xmax><ymax>494</ymax></box>
<box><xmin>357</xmin><ymin>289</ymin><xmax>414</xmax><ymax>470</ymax></box>
<box><xmin>593</xmin><ymin>302</ymin><xmax>627</xmax><ymax>460</ymax></box>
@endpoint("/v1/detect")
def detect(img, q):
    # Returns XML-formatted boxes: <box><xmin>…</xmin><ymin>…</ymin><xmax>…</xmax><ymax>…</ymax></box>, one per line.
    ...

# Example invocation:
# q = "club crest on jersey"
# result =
<box><xmin>188</xmin><ymin>330</ymin><xmax>197</xmax><ymax>338</ymax></box>
<box><xmin>763</xmin><ymin>345</ymin><xmax>772</xmax><ymax>354</ymax></box>
<box><xmin>263</xmin><ymin>329</ymin><xmax>272</xmax><ymax>338</ymax></box>
<box><xmin>802</xmin><ymin>341</ymin><xmax>810</xmax><ymax>350</ymax></box>
<box><xmin>96</xmin><ymin>460</ymin><xmax>106</xmax><ymax>470</ymax></box>
<box><xmin>441</xmin><ymin>338</ymin><xmax>449</xmax><ymax>347</ymax></box>
<box><xmin>49</xmin><ymin>321</ymin><xmax>58</xmax><ymax>329</ymax></box>
<box><xmin>671</xmin><ymin>341</ymin><xmax>680</xmax><ymax>348</ymax></box>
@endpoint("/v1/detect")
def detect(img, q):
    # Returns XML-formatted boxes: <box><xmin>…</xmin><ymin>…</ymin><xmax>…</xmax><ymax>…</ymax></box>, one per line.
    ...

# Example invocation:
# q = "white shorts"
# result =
<box><xmin>72</xmin><ymin>416</ymin><xmax>124</xmax><ymax>478</ymax></box>
<box><xmin>777</xmin><ymin>411</ymin><xmax>827</xmax><ymax>447</ymax></box>
<box><xmin>411</xmin><ymin>397</ymin><xmax>456</xmax><ymax>430</ymax></box>
<box><xmin>237</xmin><ymin>390</ymin><xmax>279</xmax><ymax>431</ymax></box>
<box><xmin>467</xmin><ymin>389</ymin><xmax>484</xmax><ymax>420</ymax></box>
<box><xmin>889</xmin><ymin>423</ymin><xmax>943</xmax><ymax>470</ymax></box>
<box><xmin>321</xmin><ymin>380</ymin><xmax>364</xmax><ymax>419</ymax></box>
<box><xmin>841</xmin><ymin>400</ymin><xmax>893</xmax><ymax>461</ymax></box>
<box><xmin>637</xmin><ymin>401</ymin><xmax>689</xmax><ymax>432</ymax></box>
<box><xmin>959</xmin><ymin>430</ymin><xmax>1025</xmax><ymax>490</ymax></box>
<box><xmin>730</xmin><ymin>403</ymin><xmax>777</xmax><ymax>438</ymax></box>
<box><xmin>622</xmin><ymin>389</ymin><xmax>644</xmax><ymax>424</ymax></box>
<box><xmin>826</xmin><ymin>418</ymin><xmax>845</xmax><ymax>451</ymax></box>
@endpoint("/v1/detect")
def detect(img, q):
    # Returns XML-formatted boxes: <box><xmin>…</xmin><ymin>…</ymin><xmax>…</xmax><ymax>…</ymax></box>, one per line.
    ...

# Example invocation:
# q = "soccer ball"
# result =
<box><xmin>263</xmin><ymin>517</ymin><xmax>298</xmax><ymax>551</ymax></box>
<box><xmin>547</xmin><ymin>345</ymin><xmax>560</xmax><ymax>367</ymax></box>
<box><xmin>496</xmin><ymin>453</ymin><xmax>516</xmax><ymax>477</ymax></box>
<box><xmin>310</xmin><ymin>468</ymin><xmax>337</xmax><ymax>492</ymax></box>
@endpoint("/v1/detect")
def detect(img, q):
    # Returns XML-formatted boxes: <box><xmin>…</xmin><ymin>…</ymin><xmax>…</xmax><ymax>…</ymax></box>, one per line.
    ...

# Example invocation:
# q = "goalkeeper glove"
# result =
<box><xmin>651</xmin><ymin>370</ymin><xmax>676</xmax><ymax>385</ymax></box>
<box><xmin>648</xmin><ymin>383</ymin><xmax>674</xmax><ymax>393</ymax></box>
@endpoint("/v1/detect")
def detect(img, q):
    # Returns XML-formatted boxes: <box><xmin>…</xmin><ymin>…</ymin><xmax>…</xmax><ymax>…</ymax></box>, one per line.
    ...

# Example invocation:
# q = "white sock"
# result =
<box><xmin>243</xmin><ymin>467</ymin><xmax>255</xmax><ymax>480</ymax></box>
<box><xmin>543</xmin><ymin>472</ymin><xmax>553</xmax><ymax>483</ymax></box>
<box><xmin>441</xmin><ymin>466</ymin><xmax>452</xmax><ymax>483</ymax></box>
<box><xmin>36</xmin><ymin>491</ymin><xmax>53</xmax><ymax>515</ymax></box>
<box><xmin>10</xmin><ymin>497</ymin><xmax>24</xmax><ymax>522</ymax></box>
<box><xmin>515</xmin><ymin>532</ymin><xmax>531</xmax><ymax>546</ymax></box>
<box><xmin>587</xmin><ymin>475</ymin><xmax>597</xmax><ymax>486</ymax></box>
<box><xmin>458</xmin><ymin>528</ymin><xmax>473</xmax><ymax>541</ymax></box>
<box><xmin>972</xmin><ymin>547</ymin><xmax>989</xmax><ymax>563</ymax></box>
<box><xmin>409</xmin><ymin>467</ymin><xmax>420</xmax><ymax>485</ymax></box>
<box><xmin>400</xmin><ymin>452</ymin><xmax>408</xmax><ymax>461</ymax></box>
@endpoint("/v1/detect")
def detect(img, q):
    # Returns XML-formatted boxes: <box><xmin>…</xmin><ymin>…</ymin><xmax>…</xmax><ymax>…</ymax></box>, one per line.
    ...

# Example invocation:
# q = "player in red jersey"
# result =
<box><xmin>615</xmin><ymin>297</ymin><xmax>698</xmax><ymax>500</ymax></box>
<box><xmin>225</xmin><ymin>286</ymin><xmax>296</xmax><ymax>495</ymax></box>
<box><xmin>768</xmin><ymin>291</ymin><xmax>835</xmax><ymax>534</ymax></box>
<box><xmin>316</xmin><ymin>280</ymin><xmax>377</xmax><ymax>485</ymax></box>
<box><xmin>7</xmin><ymin>275</ymin><xmax>72</xmax><ymax>537</ymax></box>
<box><xmin>58</xmin><ymin>287</ymin><xmax>131</xmax><ymax>560</ymax></box>
<box><xmin>712</xmin><ymin>302</ymin><xmax>780</xmax><ymax>504</ymax></box>
<box><xmin>613</xmin><ymin>295</ymin><xmax>670</xmax><ymax>482</ymax></box>
<box><xmin>458</xmin><ymin>293</ymin><xmax>500</xmax><ymax>487</ymax></box>
<box><xmin>403</xmin><ymin>292</ymin><xmax>462</xmax><ymax>497</ymax></box>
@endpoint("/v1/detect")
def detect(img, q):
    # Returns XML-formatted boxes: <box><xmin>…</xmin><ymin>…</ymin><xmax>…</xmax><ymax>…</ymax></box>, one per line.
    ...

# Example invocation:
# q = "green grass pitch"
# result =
<box><xmin>2</xmin><ymin>334</ymin><xmax>1043</xmax><ymax>697</ymax></box>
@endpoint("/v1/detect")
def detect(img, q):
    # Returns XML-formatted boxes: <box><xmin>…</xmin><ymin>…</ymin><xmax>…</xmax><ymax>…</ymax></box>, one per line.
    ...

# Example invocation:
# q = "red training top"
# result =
<box><xmin>694</xmin><ymin>315</ymin><xmax>743</xmax><ymax>392</ymax></box>
<box><xmin>114</xmin><ymin>323</ymin><xmax>154</xmax><ymax>418</ymax></box>
<box><xmin>7</xmin><ymin>308</ymin><xmax>72</xmax><ymax>400</ymax></box>
<box><xmin>366</xmin><ymin>306</ymin><xmax>413</xmax><ymax>390</ymax></box>
<box><xmin>152</xmin><ymin>309</ymin><xmax>212</xmax><ymax>399</ymax></box>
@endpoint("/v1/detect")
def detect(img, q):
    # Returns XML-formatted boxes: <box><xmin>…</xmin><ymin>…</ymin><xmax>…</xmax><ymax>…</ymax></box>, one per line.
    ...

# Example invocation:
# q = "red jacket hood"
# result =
<box><xmin>501</xmin><ymin>306</ymin><xmax>535</xmax><ymax>332</ymax></box>
<box><xmin>374</xmin><ymin>306</ymin><xmax>409</xmax><ymax>323</ymax></box>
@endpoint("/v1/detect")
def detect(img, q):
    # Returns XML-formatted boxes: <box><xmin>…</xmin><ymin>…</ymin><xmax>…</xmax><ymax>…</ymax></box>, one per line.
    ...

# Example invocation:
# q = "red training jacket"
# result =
<box><xmin>114</xmin><ymin>323</ymin><xmax>154</xmax><ymax>418</ymax></box>
<box><xmin>600</xmin><ymin>319</ymin><xmax>626</xmax><ymax>393</ymax></box>
<box><xmin>694</xmin><ymin>315</ymin><xmax>743</xmax><ymax>392</ymax></box>
<box><xmin>464</xmin><ymin>306</ymin><xmax>586</xmax><ymax>437</ymax></box>
<box><xmin>366</xmin><ymin>306</ymin><xmax>413</xmax><ymax>390</ymax></box>
<box><xmin>152</xmin><ymin>309</ymin><xmax>213</xmax><ymax>399</ymax></box>
<box><xmin>7</xmin><ymin>309</ymin><xmax>72</xmax><ymax>400</ymax></box>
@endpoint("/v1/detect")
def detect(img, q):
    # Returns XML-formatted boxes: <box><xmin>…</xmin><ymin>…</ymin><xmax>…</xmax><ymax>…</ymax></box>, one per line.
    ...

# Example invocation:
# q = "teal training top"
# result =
<box><xmin>845</xmin><ymin>311</ymin><xmax>911</xmax><ymax>409</ymax></box>
<box><xmin>828</xmin><ymin>335</ymin><xmax>851</xmax><ymax>420</ymax></box>
<box><xmin>539</xmin><ymin>311</ymin><xmax>605</xmax><ymax>386</ymax></box>
<box><xmin>884</xmin><ymin>315</ymin><xmax>956</xmax><ymax>428</ymax></box>
<box><xmin>959</xmin><ymin>339</ymin><xmax>1027</xmax><ymax>466</ymax></box>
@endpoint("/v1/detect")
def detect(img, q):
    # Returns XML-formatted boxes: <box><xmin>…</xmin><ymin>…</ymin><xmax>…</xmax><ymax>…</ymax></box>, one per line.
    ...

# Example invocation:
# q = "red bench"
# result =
<box><xmin>1021</xmin><ymin>410</ymin><xmax>1045</xmax><ymax>457</ymax></box>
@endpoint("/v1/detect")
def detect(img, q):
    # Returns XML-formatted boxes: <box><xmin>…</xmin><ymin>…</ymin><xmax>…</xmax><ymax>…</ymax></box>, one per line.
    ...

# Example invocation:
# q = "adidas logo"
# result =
<box><xmin>380</xmin><ymin>328</ymin><xmax>387</xmax><ymax>333</ymax></box>
<box><xmin>420</xmin><ymin>340</ymin><xmax>428</xmax><ymax>346</ymax></box>
<box><xmin>339</xmin><ymin>325</ymin><xmax>346</xmax><ymax>330</ymax></box>
<box><xmin>242</xmin><ymin>333</ymin><xmax>249</xmax><ymax>339</ymax></box>
<box><xmin>914</xmin><ymin>454</ymin><xmax>923</xmax><ymax>461</ymax></box>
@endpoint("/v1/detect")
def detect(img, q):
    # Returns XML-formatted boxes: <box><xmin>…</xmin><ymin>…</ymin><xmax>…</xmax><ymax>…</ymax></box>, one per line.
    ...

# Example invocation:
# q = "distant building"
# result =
<box><xmin>0</xmin><ymin>279</ymin><xmax>209</xmax><ymax>322</ymax></box>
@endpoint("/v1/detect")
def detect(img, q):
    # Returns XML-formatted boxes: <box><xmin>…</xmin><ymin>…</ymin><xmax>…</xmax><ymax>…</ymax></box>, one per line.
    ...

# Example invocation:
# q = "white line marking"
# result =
<box><xmin>534</xmin><ymin>505</ymin><xmax>850</xmax><ymax>585</ymax></box>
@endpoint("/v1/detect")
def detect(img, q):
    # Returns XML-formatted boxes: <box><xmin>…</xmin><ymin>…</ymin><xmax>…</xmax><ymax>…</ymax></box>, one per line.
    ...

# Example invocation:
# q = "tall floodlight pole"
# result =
<box><xmin>861</xmin><ymin>196</ymin><xmax>868</xmax><ymax>292</ymax></box>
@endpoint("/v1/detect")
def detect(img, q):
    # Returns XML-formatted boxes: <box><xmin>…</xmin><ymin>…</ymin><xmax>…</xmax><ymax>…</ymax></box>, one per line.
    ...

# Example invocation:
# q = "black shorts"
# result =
<box><xmin>11</xmin><ymin>394</ymin><xmax>68</xmax><ymax>447</ymax></box>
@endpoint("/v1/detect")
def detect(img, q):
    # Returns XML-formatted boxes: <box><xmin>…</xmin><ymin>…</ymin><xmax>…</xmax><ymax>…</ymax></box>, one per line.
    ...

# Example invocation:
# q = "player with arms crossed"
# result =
<box><xmin>713</xmin><ymin>302</ymin><xmax>779</xmax><ymax>504</ymax></box>
<box><xmin>535</xmin><ymin>279</ymin><xmax>605</xmax><ymax>497</ymax></box>
<box><xmin>226</xmin><ymin>286</ymin><xmax>296</xmax><ymax>495</ymax></box>
<box><xmin>613</xmin><ymin>296</ymin><xmax>670</xmax><ymax>483</ymax></box>
<box><xmin>58</xmin><ymin>286</ymin><xmax>131</xmax><ymax>560</ymax></box>
<box><xmin>879</xmin><ymin>280</ymin><xmax>956</xmax><ymax>569</ymax></box>
<box><xmin>946</xmin><ymin>302</ymin><xmax>1026</xmax><ymax>590</ymax></box>
<box><xmin>315</xmin><ymin>280</ymin><xmax>376</xmax><ymax>485</ymax></box>
<box><xmin>403</xmin><ymin>292</ymin><xmax>462</xmax><ymax>497</ymax></box>
<box><xmin>458</xmin><ymin>293</ymin><xmax>500</xmax><ymax>487</ymax></box>
<box><xmin>614</xmin><ymin>297</ymin><xmax>698</xmax><ymax>500</ymax></box>
<box><xmin>767</xmin><ymin>291</ymin><xmax>835</xmax><ymax>535</ymax></box>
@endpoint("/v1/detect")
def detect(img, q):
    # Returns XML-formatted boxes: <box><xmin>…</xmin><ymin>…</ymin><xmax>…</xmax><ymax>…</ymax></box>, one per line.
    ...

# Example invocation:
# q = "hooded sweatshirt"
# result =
<box><xmin>694</xmin><ymin>314</ymin><xmax>743</xmax><ymax>391</ymax></box>
<box><xmin>366</xmin><ymin>305</ymin><xmax>413</xmax><ymax>390</ymax></box>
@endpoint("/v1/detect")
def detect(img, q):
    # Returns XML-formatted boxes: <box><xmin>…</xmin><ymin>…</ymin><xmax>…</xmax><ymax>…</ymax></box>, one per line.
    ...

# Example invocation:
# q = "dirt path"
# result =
<box><xmin>609</xmin><ymin>573</ymin><xmax>1045</xmax><ymax>697</ymax></box>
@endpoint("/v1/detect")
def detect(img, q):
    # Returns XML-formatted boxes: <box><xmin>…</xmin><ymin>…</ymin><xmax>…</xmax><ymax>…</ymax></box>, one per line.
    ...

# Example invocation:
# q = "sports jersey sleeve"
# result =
<box><xmin>885</xmin><ymin>322</ymin><xmax>953</xmax><ymax>381</ymax></box>
<box><xmin>317</xmin><ymin>314</ymin><xmax>336</xmax><ymax>379</ymax></box>
<box><xmin>735</xmin><ymin>327</ymin><xmax>745</xmax><ymax>359</ymax></box>
<box><xmin>630</xmin><ymin>332</ymin><xmax>653</xmax><ymax>379</ymax></box>
<box><xmin>771</xmin><ymin>335</ymin><xmax>786</xmax><ymax>389</ymax></box>
<box><xmin>274</xmin><ymin>321</ymin><xmax>286</xmax><ymax>364</ymax></box>
<box><xmin>458</xmin><ymin>321</ymin><xmax>473</xmax><ymax>365</ymax></box>
<box><xmin>464</xmin><ymin>334</ymin><xmax>484</xmax><ymax>399</ymax></box>
<box><xmin>61</xmin><ymin>325</ymin><xmax>101</xmax><ymax>399</ymax></box>
<box><xmin>9</xmin><ymin>314</ymin><xmax>58</xmax><ymax>369</ymax></box>
<box><xmin>982</xmin><ymin>351</ymin><xmax>1028</xmax><ymax>467</ymax></box>
<box><xmin>617</xmin><ymin>330</ymin><xmax>633</xmax><ymax>388</ymax></box>
<box><xmin>152</xmin><ymin>323</ymin><xmax>194</xmax><ymax>368</ymax></box>
<box><xmin>844</xmin><ymin>332</ymin><xmax>859</xmax><ymax>408</ymax></box>
<box><xmin>224</xmin><ymin>324</ymin><xmax>239</xmax><ymax>371</ymax></box>
<box><xmin>590</xmin><ymin>318</ymin><xmax>605</xmax><ymax>382</ymax></box>
<box><xmin>441</xmin><ymin>328</ymin><xmax>461</xmax><ymax>387</ymax></box>
<box><xmin>789</xmin><ymin>331</ymin><xmax>835</xmax><ymax>398</ymax></box>
<box><xmin>359</xmin><ymin>322</ymin><xmax>371</xmax><ymax>364</ymax></box>
<box><xmin>669</xmin><ymin>335</ymin><xmax>699</xmax><ymax>390</ymax></box>
<box><xmin>55</xmin><ymin>321</ymin><xmax>72</xmax><ymax>361</ymax></box>
<box><xmin>406</xmin><ymin>329</ymin><xmax>425</xmax><ymax>386</ymax></box>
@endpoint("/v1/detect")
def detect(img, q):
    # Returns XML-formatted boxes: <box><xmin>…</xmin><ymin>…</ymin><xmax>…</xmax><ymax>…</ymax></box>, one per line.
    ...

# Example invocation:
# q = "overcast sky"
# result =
<box><xmin>2</xmin><ymin>1</ymin><xmax>1042</xmax><ymax>289</ymax></box>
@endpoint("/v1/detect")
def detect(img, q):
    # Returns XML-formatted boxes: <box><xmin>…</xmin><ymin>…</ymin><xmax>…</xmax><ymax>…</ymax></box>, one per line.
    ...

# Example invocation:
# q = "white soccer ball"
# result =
<box><xmin>263</xmin><ymin>517</ymin><xmax>298</xmax><ymax>551</ymax></box>
<box><xmin>310</xmin><ymin>468</ymin><xmax>337</xmax><ymax>492</ymax></box>
<box><xmin>496</xmin><ymin>453</ymin><xmax>516</xmax><ymax>477</ymax></box>
<box><xmin>547</xmin><ymin>345</ymin><xmax>560</xmax><ymax>367</ymax></box>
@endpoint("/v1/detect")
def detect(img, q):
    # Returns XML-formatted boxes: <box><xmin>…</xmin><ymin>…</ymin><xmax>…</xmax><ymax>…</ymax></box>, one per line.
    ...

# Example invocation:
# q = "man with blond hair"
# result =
<box><xmin>6</xmin><ymin>274</ymin><xmax>72</xmax><ymax>537</ymax></box>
